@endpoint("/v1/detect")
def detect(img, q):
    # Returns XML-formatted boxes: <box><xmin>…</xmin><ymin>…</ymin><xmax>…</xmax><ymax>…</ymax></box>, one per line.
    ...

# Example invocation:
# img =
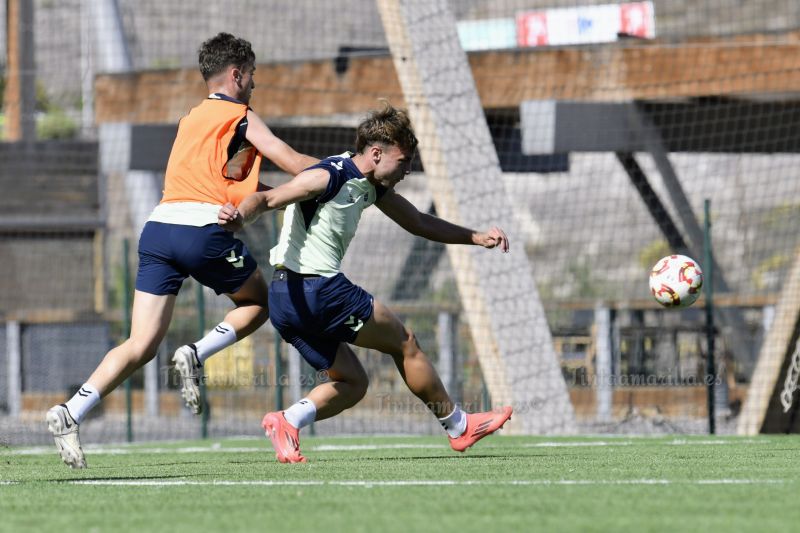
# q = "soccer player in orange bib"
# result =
<box><xmin>46</xmin><ymin>33</ymin><xmax>317</xmax><ymax>469</ymax></box>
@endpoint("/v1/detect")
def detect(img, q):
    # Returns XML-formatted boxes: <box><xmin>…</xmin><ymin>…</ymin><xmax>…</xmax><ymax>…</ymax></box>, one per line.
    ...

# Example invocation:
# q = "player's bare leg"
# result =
<box><xmin>47</xmin><ymin>290</ymin><xmax>175</xmax><ymax>468</ymax></box>
<box><xmin>223</xmin><ymin>268</ymin><xmax>269</xmax><ymax>338</ymax></box>
<box><xmin>88</xmin><ymin>291</ymin><xmax>176</xmax><ymax>394</ymax></box>
<box><xmin>174</xmin><ymin>269</ymin><xmax>269</xmax><ymax>413</ymax></box>
<box><xmin>354</xmin><ymin>298</ymin><xmax>512</xmax><ymax>451</ymax></box>
<box><xmin>307</xmin><ymin>343</ymin><xmax>369</xmax><ymax>420</ymax></box>
<box><xmin>354</xmin><ymin>299</ymin><xmax>453</xmax><ymax>417</ymax></box>
<box><xmin>262</xmin><ymin>344</ymin><xmax>367</xmax><ymax>464</ymax></box>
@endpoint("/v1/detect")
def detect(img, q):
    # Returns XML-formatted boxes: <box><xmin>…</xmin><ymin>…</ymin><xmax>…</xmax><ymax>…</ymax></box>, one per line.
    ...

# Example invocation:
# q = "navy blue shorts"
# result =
<box><xmin>269</xmin><ymin>271</ymin><xmax>374</xmax><ymax>370</ymax></box>
<box><xmin>136</xmin><ymin>221</ymin><xmax>257</xmax><ymax>296</ymax></box>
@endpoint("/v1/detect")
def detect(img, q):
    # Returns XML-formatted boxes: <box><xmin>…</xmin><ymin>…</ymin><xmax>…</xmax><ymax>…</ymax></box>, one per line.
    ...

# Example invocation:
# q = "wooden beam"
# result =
<box><xmin>377</xmin><ymin>0</ymin><xmax>576</xmax><ymax>435</ymax></box>
<box><xmin>94</xmin><ymin>57</ymin><xmax>405</xmax><ymax>124</ymax></box>
<box><xmin>543</xmin><ymin>293</ymin><xmax>778</xmax><ymax>312</ymax></box>
<box><xmin>4</xmin><ymin>0</ymin><xmax>35</xmax><ymax>140</ymax></box>
<box><xmin>738</xmin><ymin>245</ymin><xmax>800</xmax><ymax>435</ymax></box>
<box><xmin>95</xmin><ymin>31</ymin><xmax>800</xmax><ymax>124</ymax></box>
<box><xmin>471</xmin><ymin>31</ymin><xmax>800</xmax><ymax>105</ymax></box>
<box><xmin>4</xmin><ymin>0</ymin><xmax>21</xmax><ymax>139</ymax></box>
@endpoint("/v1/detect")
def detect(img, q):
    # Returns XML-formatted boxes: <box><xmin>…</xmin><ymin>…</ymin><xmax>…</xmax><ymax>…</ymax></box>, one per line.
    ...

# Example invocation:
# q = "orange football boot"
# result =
<box><xmin>262</xmin><ymin>411</ymin><xmax>307</xmax><ymax>463</ymax></box>
<box><xmin>449</xmin><ymin>406</ymin><xmax>513</xmax><ymax>452</ymax></box>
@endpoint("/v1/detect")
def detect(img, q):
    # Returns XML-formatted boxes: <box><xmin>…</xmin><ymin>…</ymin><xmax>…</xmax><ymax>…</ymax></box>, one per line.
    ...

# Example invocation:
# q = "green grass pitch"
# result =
<box><xmin>2</xmin><ymin>435</ymin><xmax>799</xmax><ymax>532</ymax></box>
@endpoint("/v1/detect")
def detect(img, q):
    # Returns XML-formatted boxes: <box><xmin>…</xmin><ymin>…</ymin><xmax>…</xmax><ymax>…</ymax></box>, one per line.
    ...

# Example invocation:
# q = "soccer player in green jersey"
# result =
<box><xmin>219</xmin><ymin>103</ymin><xmax>512</xmax><ymax>463</ymax></box>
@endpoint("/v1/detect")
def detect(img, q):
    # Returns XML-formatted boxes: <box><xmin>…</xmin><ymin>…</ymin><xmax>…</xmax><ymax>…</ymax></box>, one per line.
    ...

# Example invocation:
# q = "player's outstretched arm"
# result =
<box><xmin>218</xmin><ymin>168</ymin><xmax>330</xmax><ymax>231</ymax></box>
<box><xmin>376</xmin><ymin>189</ymin><xmax>509</xmax><ymax>252</ymax></box>
<box><xmin>245</xmin><ymin>110</ymin><xmax>318</xmax><ymax>175</ymax></box>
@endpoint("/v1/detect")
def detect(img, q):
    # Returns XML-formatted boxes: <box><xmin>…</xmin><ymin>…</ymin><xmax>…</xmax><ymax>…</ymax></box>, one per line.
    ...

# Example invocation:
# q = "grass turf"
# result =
<box><xmin>2</xmin><ymin>435</ymin><xmax>799</xmax><ymax>532</ymax></box>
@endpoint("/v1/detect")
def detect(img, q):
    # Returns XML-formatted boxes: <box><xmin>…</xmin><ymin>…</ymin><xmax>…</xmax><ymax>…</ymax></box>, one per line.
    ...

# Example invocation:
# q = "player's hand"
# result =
<box><xmin>477</xmin><ymin>226</ymin><xmax>509</xmax><ymax>253</ymax></box>
<box><xmin>218</xmin><ymin>202</ymin><xmax>244</xmax><ymax>232</ymax></box>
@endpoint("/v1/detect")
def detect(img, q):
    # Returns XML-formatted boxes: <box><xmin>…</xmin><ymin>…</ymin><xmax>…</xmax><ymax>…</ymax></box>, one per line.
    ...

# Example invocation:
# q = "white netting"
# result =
<box><xmin>3</xmin><ymin>0</ymin><xmax>800</xmax><ymax>443</ymax></box>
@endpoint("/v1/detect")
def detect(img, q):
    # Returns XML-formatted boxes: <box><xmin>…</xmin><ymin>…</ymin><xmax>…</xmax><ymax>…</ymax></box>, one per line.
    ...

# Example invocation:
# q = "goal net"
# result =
<box><xmin>3</xmin><ymin>0</ymin><xmax>800</xmax><ymax>445</ymax></box>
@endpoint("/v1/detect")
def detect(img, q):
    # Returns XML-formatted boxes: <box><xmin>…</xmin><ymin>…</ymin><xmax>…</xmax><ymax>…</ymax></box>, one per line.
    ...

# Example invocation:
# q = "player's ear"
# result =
<box><xmin>371</xmin><ymin>145</ymin><xmax>382</xmax><ymax>164</ymax></box>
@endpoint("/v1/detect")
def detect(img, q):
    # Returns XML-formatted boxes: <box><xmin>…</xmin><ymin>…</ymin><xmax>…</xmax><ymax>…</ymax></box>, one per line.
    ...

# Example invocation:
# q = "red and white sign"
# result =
<box><xmin>517</xmin><ymin>2</ymin><xmax>655</xmax><ymax>48</ymax></box>
<box><xmin>620</xmin><ymin>2</ymin><xmax>654</xmax><ymax>39</ymax></box>
<box><xmin>517</xmin><ymin>11</ymin><xmax>549</xmax><ymax>47</ymax></box>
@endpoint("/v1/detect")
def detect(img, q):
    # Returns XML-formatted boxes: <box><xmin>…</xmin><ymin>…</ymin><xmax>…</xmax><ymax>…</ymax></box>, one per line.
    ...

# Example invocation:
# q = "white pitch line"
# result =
<box><xmin>666</xmin><ymin>439</ymin><xmax>762</xmax><ymax>446</ymax></box>
<box><xmin>3</xmin><ymin>438</ymin><xmax>767</xmax><ymax>456</ymax></box>
<box><xmin>7</xmin><ymin>444</ymin><xmax>446</xmax><ymax>456</ymax></box>
<box><xmin>65</xmin><ymin>478</ymin><xmax>790</xmax><ymax>487</ymax></box>
<box><xmin>522</xmin><ymin>441</ymin><xmax>633</xmax><ymax>448</ymax></box>
<box><xmin>524</xmin><ymin>438</ymin><xmax>765</xmax><ymax>448</ymax></box>
<box><xmin>7</xmin><ymin>446</ymin><xmax>267</xmax><ymax>456</ymax></box>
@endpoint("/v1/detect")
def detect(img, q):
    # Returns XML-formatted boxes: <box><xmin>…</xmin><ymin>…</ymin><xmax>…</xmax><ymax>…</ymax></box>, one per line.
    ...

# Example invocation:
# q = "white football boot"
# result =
<box><xmin>172</xmin><ymin>345</ymin><xmax>203</xmax><ymax>414</ymax></box>
<box><xmin>46</xmin><ymin>404</ymin><xmax>86</xmax><ymax>469</ymax></box>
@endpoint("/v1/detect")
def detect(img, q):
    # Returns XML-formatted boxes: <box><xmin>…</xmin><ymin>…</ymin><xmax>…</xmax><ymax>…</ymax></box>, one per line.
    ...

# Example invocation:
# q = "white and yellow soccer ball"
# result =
<box><xmin>649</xmin><ymin>254</ymin><xmax>704</xmax><ymax>308</ymax></box>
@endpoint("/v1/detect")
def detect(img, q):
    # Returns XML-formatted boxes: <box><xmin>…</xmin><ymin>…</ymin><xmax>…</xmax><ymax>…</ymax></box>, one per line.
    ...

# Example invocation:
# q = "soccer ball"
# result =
<box><xmin>649</xmin><ymin>254</ymin><xmax>703</xmax><ymax>308</ymax></box>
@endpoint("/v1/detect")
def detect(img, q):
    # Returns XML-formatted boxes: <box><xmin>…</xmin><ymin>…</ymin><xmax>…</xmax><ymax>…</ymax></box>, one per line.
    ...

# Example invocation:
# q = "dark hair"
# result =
<box><xmin>198</xmin><ymin>33</ymin><xmax>256</xmax><ymax>81</ymax></box>
<box><xmin>355</xmin><ymin>102</ymin><xmax>419</xmax><ymax>154</ymax></box>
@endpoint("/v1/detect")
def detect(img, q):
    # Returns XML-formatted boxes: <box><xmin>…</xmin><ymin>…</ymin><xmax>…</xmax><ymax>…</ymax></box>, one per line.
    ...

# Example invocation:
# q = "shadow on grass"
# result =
<box><xmin>50</xmin><ymin>473</ymin><xmax>193</xmax><ymax>482</ymax></box>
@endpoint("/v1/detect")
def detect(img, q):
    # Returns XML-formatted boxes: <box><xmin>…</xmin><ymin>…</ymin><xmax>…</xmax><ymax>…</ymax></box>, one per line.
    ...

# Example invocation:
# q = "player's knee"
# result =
<box><xmin>254</xmin><ymin>304</ymin><xmax>269</xmax><ymax>326</ymax></box>
<box><xmin>125</xmin><ymin>337</ymin><xmax>159</xmax><ymax>363</ymax></box>
<box><xmin>351</xmin><ymin>369</ymin><xmax>369</xmax><ymax>402</ymax></box>
<box><xmin>401</xmin><ymin>328</ymin><xmax>424</xmax><ymax>359</ymax></box>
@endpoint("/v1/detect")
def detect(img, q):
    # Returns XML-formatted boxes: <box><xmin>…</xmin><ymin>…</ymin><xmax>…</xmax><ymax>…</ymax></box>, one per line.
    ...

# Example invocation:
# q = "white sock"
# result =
<box><xmin>194</xmin><ymin>322</ymin><xmax>237</xmax><ymax>364</ymax></box>
<box><xmin>283</xmin><ymin>398</ymin><xmax>317</xmax><ymax>430</ymax></box>
<box><xmin>439</xmin><ymin>405</ymin><xmax>467</xmax><ymax>438</ymax></box>
<box><xmin>64</xmin><ymin>383</ymin><xmax>101</xmax><ymax>424</ymax></box>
